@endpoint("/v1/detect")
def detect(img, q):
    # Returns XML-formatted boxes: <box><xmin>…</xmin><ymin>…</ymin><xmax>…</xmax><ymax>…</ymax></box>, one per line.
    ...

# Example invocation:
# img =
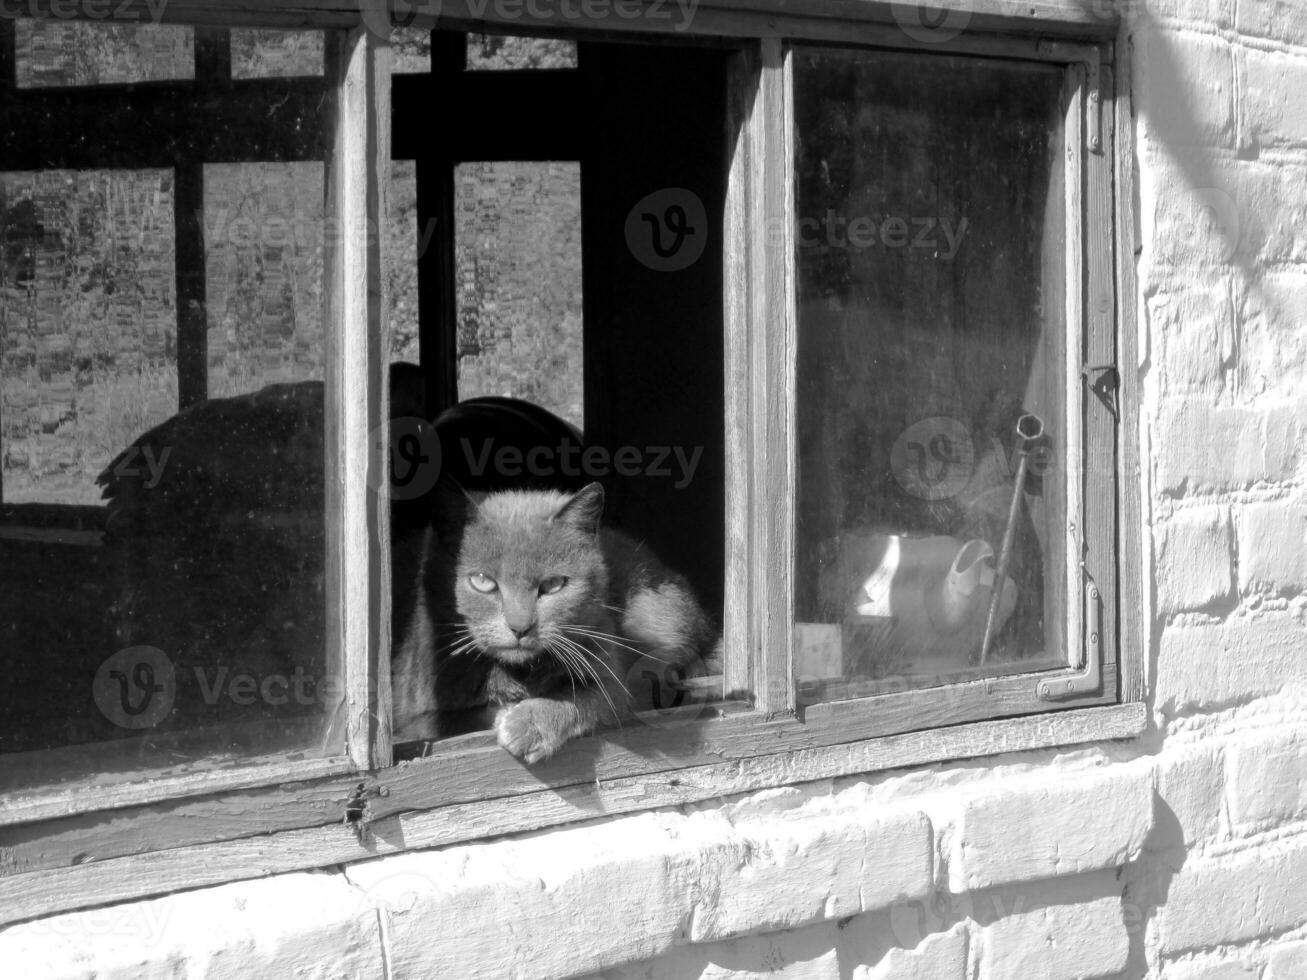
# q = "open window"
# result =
<box><xmin>0</xmin><ymin>4</ymin><xmax>1141</xmax><ymax>928</ymax></box>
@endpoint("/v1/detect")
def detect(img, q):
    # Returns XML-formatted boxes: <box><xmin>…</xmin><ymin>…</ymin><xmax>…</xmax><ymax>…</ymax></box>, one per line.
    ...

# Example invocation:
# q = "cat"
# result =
<box><xmin>392</xmin><ymin>481</ymin><xmax>719</xmax><ymax>763</ymax></box>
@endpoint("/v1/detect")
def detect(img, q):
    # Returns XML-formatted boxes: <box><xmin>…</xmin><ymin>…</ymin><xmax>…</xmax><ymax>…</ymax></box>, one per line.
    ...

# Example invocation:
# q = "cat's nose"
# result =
<box><xmin>509</xmin><ymin>622</ymin><xmax>536</xmax><ymax>640</ymax></box>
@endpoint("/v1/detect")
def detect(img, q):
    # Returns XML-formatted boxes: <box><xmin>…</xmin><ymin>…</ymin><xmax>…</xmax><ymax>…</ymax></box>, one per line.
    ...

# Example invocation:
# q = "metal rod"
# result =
<box><xmin>979</xmin><ymin>413</ymin><xmax>1045</xmax><ymax>664</ymax></box>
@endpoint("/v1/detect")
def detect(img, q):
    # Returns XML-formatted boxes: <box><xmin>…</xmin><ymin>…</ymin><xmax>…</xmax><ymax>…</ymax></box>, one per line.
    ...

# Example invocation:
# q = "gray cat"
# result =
<box><xmin>392</xmin><ymin>482</ymin><xmax>719</xmax><ymax>762</ymax></box>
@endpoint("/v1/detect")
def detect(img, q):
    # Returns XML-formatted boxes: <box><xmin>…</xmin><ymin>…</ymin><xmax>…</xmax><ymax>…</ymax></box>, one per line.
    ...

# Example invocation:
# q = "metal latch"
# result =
<box><xmin>1037</xmin><ymin>575</ymin><xmax>1103</xmax><ymax>700</ymax></box>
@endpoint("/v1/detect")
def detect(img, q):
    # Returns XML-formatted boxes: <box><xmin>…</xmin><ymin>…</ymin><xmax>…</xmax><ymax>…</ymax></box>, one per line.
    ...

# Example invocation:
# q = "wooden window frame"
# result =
<box><xmin>0</xmin><ymin>0</ymin><xmax>1145</xmax><ymax>928</ymax></box>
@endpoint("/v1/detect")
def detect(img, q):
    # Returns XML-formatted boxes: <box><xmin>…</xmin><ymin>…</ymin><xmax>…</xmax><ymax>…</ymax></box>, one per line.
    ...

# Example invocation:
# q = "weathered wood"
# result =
<box><xmin>24</xmin><ymin>0</ymin><xmax>1116</xmax><ymax>39</ymax></box>
<box><xmin>1085</xmin><ymin>53</ymin><xmax>1119</xmax><ymax>691</ymax></box>
<box><xmin>722</xmin><ymin>43</ymin><xmax>760</xmax><ymax>701</ymax></box>
<box><xmin>754</xmin><ymin>36</ymin><xmax>795</xmax><ymax>716</ymax></box>
<box><xmin>2</xmin><ymin>653</ymin><xmax>1116</xmax><ymax>874</ymax></box>
<box><xmin>0</xmin><ymin>756</ymin><xmax>352</xmax><ymax>828</ymax></box>
<box><xmin>1112</xmin><ymin>39</ymin><xmax>1146</xmax><ymax>707</ymax></box>
<box><xmin>324</xmin><ymin>26</ymin><xmax>393</xmax><ymax>769</ymax></box>
<box><xmin>1062</xmin><ymin>64</ymin><xmax>1087</xmax><ymax>670</ymax></box>
<box><xmin>0</xmin><ymin>701</ymin><xmax>1145</xmax><ymax>927</ymax></box>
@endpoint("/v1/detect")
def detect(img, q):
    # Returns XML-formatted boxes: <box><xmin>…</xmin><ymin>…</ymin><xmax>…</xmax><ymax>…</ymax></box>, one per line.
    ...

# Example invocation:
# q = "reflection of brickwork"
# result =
<box><xmin>0</xmin><ymin>171</ymin><xmax>178</xmax><ymax>505</ymax></box>
<box><xmin>14</xmin><ymin>20</ymin><xmax>193</xmax><ymax>87</ymax></box>
<box><xmin>455</xmin><ymin>161</ymin><xmax>584</xmax><ymax>426</ymax></box>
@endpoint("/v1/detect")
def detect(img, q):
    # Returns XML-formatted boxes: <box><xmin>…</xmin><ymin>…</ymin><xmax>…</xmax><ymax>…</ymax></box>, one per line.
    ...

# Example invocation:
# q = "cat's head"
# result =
<box><xmin>452</xmin><ymin>482</ymin><xmax>610</xmax><ymax>666</ymax></box>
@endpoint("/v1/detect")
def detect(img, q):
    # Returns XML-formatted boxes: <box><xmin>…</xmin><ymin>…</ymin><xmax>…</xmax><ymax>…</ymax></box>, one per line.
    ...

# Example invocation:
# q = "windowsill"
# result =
<box><xmin>0</xmin><ymin>700</ymin><xmax>1147</xmax><ymax>928</ymax></box>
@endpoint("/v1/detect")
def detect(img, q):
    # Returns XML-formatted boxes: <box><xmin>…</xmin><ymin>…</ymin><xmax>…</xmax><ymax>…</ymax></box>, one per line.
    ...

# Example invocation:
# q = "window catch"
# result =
<box><xmin>1036</xmin><ymin>574</ymin><xmax>1102</xmax><ymax>700</ymax></box>
<box><xmin>1082</xmin><ymin>364</ymin><xmax>1119</xmax><ymax>417</ymax></box>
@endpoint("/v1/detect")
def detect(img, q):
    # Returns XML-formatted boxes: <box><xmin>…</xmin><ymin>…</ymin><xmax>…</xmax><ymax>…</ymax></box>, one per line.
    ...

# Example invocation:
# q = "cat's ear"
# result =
<box><xmin>553</xmin><ymin>481</ymin><xmax>604</xmax><ymax>536</ymax></box>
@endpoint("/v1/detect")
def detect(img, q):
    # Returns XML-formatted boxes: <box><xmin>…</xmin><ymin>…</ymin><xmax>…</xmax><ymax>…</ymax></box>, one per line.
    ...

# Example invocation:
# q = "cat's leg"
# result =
<box><xmin>494</xmin><ymin>685</ymin><xmax>622</xmax><ymax>764</ymax></box>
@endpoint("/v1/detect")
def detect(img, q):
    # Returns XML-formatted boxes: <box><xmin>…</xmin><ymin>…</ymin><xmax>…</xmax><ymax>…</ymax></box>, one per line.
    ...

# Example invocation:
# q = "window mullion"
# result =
<box><xmin>324</xmin><ymin>26</ymin><xmax>393</xmax><ymax>769</ymax></box>
<box><xmin>754</xmin><ymin>37</ymin><xmax>797</xmax><ymax>716</ymax></box>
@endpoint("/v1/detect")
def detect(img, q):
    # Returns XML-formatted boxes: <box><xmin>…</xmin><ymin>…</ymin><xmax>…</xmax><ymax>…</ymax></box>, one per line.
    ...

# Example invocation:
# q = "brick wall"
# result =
<box><xmin>4</xmin><ymin>2</ymin><xmax>1307</xmax><ymax>976</ymax></box>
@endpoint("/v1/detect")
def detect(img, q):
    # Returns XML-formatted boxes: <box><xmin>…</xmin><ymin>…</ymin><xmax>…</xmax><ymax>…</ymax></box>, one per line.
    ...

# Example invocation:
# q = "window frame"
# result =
<box><xmin>0</xmin><ymin>0</ymin><xmax>1144</xmax><ymax>929</ymax></box>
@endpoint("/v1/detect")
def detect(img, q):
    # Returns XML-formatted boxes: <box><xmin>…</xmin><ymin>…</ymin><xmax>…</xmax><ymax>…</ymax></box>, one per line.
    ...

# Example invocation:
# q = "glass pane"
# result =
<box><xmin>231</xmin><ymin>29</ymin><xmax>324</xmax><ymax>79</ymax></box>
<box><xmin>388</xmin><ymin>160</ymin><xmax>421</xmax><ymax>364</ymax></box>
<box><xmin>0</xmin><ymin>79</ymin><xmax>335</xmax><ymax>793</ymax></box>
<box><xmin>465</xmin><ymin>33</ymin><xmax>577</xmax><ymax>70</ymax></box>
<box><xmin>1</xmin><ymin>170</ymin><xmax>177</xmax><ymax>506</ymax></box>
<box><xmin>15</xmin><ymin>20</ymin><xmax>193</xmax><ymax>87</ymax></box>
<box><xmin>792</xmin><ymin>48</ymin><xmax>1069</xmax><ymax>703</ymax></box>
<box><xmin>392</xmin><ymin>27</ymin><xmax>432</xmax><ymax>74</ymax></box>
<box><xmin>204</xmin><ymin>163</ymin><xmax>325</xmax><ymax>396</ymax></box>
<box><xmin>455</xmin><ymin>161</ymin><xmax>583</xmax><ymax>428</ymax></box>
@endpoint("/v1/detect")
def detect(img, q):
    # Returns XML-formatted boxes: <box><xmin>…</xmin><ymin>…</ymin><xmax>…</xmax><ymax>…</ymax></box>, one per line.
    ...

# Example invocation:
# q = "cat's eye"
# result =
<box><xmin>468</xmin><ymin>573</ymin><xmax>499</xmax><ymax>593</ymax></box>
<box><xmin>538</xmin><ymin>576</ymin><xmax>568</xmax><ymax>596</ymax></box>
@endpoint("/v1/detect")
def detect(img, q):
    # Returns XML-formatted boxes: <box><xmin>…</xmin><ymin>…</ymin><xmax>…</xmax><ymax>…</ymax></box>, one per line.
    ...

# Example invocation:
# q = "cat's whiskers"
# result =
<box><xmin>552</xmin><ymin>631</ymin><xmax>629</xmax><ymax>695</ymax></box>
<box><xmin>560</xmin><ymin>624</ymin><xmax>678</xmax><ymax>666</ymax></box>
<box><xmin>547</xmin><ymin>635</ymin><xmax>623</xmax><ymax>723</ymax></box>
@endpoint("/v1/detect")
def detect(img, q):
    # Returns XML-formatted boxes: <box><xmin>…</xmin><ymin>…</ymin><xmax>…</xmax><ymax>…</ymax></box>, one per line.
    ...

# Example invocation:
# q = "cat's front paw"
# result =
<box><xmin>495</xmin><ymin>699</ymin><xmax>573</xmax><ymax>764</ymax></box>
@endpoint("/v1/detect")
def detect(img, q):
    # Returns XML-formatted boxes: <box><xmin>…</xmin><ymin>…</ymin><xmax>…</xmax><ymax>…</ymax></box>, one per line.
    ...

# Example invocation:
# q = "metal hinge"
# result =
<box><xmin>1037</xmin><ymin>574</ymin><xmax>1103</xmax><ymax>701</ymax></box>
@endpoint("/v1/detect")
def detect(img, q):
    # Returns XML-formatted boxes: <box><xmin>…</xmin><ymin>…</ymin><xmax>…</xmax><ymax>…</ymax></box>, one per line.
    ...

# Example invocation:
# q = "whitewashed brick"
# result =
<box><xmin>1267</xmin><ymin>939</ymin><xmax>1307</xmax><ymax>980</ymax></box>
<box><xmin>1142</xmin><ymin>150</ymin><xmax>1307</xmax><ymax>270</ymax></box>
<box><xmin>1157</xmin><ymin>507</ymin><xmax>1235</xmax><ymax>615</ymax></box>
<box><xmin>691</xmin><ymin>807</ymin><xmax>934</xmax><ymax>942</ymax></box>
<box><xmin>1236</xmin><ymin>0</ymin><xmax>1307</xmax><ymax>48</ymax></box>
<box><xmin>1163</xmin><ymin>955</ymin><xmax>1259</xmax><ymax>980</ymax></box>
<box><xmin>1157</xmin><ymin>834</ymin><xmax>1307</xmax><ymax>953</ymax></box>
<box><xmin>590</xmin><ymin>921</ymin><xmax>845</xmax><ymax>980</ymax></box>
<box><xmin>1156</xmin><ymin>743</ymin><xmax>1225</xmax><ymax>846</ymax></box>
<box><xmin>856</xmin><ymin>922</ymin><xmax>968</xmax><ymax>980</ymax></box>
<box><xmin>1155</xmin><ymin>612</ymin><xmax>1307</xmax><ymax>714</ymax></box>
<box><xmin>978</xmin><ymin>873</ymin><xmax>1129</xmax><ymax>980</ymax></box>
<box><xmin>1152</xmin><ymin>283</ymin><xmax>1235</xmax><ymax>395</ymax></box>
<box><xmin>344</xmin><ymin>801</ymin><xmax>932</xmax><ymax>979</ymax></box>
<box><xmin>346</xmin><ymin>815</ymin><xmax>695</xmax><ymax>980</ymax></box>
<box><xmin>1154</xmin><ymin>398</ymin><xmax>1300</xmax><ymax>495</ymax></box>
<box><xmin>1138</xmin><ymin>29</ymin><xmax>1235</xmax><ymax>150</ymax></box>
<box><xmin>1241</xmin><ymin>48</ymin><xmax>1307</xmax><ymax>151</ymax></box>
<box><xmin>945</xmin><ymin>762</ymin><xmax>1153</xmax><ymax>893</ymax></box>
<box><xmin>1236</xmin><ymin>498</ymin><xmax>1307</xmax><ymax>595</ymax></box>
<box><xmin>0</xmin><ymin>870</ymin><xmax>382</xmax><ymax>980</ymax></box>
<box><xmin>1147</xmin><ymin>0</ymin><xmax>1234</xmax><ymax>29</ymax></box>
<box><xmin>1235</xmin><ymin>271</ymin><xmax>1307</xmax><ymax>399</ymax></box>
<box><xmin>1225</xmin><ymin>728</ymin><xmax>1307</xmax><ymax>832</ymax></box>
